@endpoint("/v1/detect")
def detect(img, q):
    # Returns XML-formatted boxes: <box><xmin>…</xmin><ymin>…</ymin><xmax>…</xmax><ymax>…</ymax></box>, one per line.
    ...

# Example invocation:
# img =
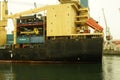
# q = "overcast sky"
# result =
<box><xmin>1</xmin><ymin>0</ymin><xmax>120</xmax><ymax>39</ymax></box>
<box><xmin>89</xmin><ymin>0</ymin><xmax>120</xmax><ymax>40</ymax></box>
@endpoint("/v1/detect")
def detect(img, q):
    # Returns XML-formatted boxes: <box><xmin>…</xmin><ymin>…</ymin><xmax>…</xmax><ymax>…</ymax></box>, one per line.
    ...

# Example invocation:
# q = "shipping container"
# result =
<box><xmin>17</xmin><ymin>37</ymin><xmax>30</xmax><ymax>43</ymax></box>
<box><xmin>7</xmin><ymin>34</ymin><xmax>14</xmax><ymax>40</ymax></box>
<box><xmin>80</xmin><ymin>0</ymin><xmax>88</xmax><ymax>7</ymax></box>
<box><xmin>6</xmin><ymin>40</ymin><xmax>13</xmax><ymax>44</ymax></box>
<box><xmin>6</xmin><ymin>34</ymin><xmax>14</xmax><ymax>44</ymax></box>
<box><xmin>30</xmin><ymin>36</ymin><xmax>44</xmax><ymax>43</ymax></box>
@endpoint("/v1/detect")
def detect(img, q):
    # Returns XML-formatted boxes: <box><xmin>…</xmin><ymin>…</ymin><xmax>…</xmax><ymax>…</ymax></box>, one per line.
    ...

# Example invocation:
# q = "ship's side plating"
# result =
<box><xmin>1</xmin><ymin>36</ymin><xmax>103</xmax><ymax>62</ymax></box>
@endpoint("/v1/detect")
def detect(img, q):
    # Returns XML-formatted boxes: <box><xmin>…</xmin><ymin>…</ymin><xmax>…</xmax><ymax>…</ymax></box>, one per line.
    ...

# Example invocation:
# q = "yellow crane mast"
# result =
<box><xmin>0</xmin><ymin>0</ymin><xmax>8</xmax><ymax>45</ymax></box>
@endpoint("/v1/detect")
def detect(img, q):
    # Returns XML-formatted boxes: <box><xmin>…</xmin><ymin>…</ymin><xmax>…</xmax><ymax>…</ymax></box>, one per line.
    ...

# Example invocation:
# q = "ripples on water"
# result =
<box><xmin>102</xmin><ymin>55</ymin><xmax>120</xmax><ymax>80</ymax></box>
<box><xmin>0</xmin><ymin>55</ymin><xmax>120</xmax><ymax>80</ymax></box>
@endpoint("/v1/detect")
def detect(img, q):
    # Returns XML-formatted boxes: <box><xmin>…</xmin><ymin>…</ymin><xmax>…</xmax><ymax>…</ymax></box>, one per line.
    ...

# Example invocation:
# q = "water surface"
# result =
<box><xmin>0</xmin><ymin>55</ymin><xmax>120</xmax><ymax>80</ymax></box>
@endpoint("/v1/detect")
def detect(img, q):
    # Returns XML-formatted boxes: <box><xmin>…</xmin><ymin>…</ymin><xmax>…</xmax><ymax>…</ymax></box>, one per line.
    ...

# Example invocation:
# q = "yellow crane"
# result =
<box><xmin>1</xmin><ymin>0</ymin><xmax>81</xmax><ymax>45</ymax></box>
<box><xmin>0</xmin><ymin>0</ymin><xmax>103</xmax><ymax>47</ymax></box>
<box><xmin>0</xmin><ymin>0</ymin><xmax>8</xmax><ymax>46</ymax></box>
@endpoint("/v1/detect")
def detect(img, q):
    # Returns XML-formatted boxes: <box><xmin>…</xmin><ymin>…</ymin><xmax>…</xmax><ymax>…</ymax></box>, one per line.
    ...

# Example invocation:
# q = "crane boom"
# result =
<box><xmin>7</xmin><ymin>6</ymin><xmax>49</xmax><ymax>19</ymax></box>
<box><xmin>102</xmin><ymin>8</ymin><xmax>112</xmax><ymax>40</ymax></box>
<box><xmin>102</xmin><ymin>8</ymin><xmax>113</xmax><ymax>50</ymax></box>
<box><xmin>102</xmin><ymin>8</ymin><xmax>108</xmax><ymax>28</ymax></box>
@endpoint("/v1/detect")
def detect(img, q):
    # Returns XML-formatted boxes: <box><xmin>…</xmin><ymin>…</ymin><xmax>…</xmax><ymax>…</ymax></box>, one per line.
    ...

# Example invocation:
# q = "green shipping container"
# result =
<box><xmin>6</xmin><ymin>41</ymin><xmax>13</xmax><ymax>44</ymax></box>
<box><xmin>17</xmin><ymin>37</ymin><xmax>30</xmax><ymax>43</ymax></box>
<box><xmin>7</xmin><ymin>34</ymin><xmax>13</xmax><ymax>40</ymax></box>
<box><xmin>6</xmin><ymin>34</ymin><xmax>14</xmax><ymax>44</ymax></box>
<box><xmin>80</xmin><ymin>0</ymin><xmax>88</xmax><ymax>7</ymax></box>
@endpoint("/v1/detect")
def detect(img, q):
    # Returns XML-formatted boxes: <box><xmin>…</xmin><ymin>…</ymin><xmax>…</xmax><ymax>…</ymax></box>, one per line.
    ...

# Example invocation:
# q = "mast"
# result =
<box><xmin>0</xmin><ymin>0</ymin><xmax>8</xmax><ymax>46</ymax></box>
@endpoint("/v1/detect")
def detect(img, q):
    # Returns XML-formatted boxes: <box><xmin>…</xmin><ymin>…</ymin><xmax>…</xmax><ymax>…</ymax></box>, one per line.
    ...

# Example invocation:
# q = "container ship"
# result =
<box><xmin>0</xmin><ymin>0</ymin><xmax>103</xmax><ymax>62</ymax></box>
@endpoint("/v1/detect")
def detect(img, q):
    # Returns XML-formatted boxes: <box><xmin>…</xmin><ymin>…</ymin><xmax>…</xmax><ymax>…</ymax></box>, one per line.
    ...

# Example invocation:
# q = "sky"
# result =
<box><xmin>1</xmin><ymin>0</ymin><xmax>120</xmax><ymax>39</ymax></box>
<box><xmin>89</xmin><ymin>0</ymin><xmax>120</xmax><ymax>40</ymax></box>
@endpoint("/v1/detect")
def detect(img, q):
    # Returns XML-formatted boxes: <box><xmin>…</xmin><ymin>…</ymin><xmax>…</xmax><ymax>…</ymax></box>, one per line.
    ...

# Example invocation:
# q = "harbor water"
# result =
<box><xmin>0</xmin><ymin>55</ymin><xmax>120</xmax><ymax>80</ymax></box>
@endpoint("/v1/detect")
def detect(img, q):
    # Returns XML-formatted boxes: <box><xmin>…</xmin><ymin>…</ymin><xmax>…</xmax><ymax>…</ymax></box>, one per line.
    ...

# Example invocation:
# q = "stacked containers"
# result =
<box><xmin>16</xmin><ymin>36</ymin><xmax>44</xmax><ymax>44</ymax></box>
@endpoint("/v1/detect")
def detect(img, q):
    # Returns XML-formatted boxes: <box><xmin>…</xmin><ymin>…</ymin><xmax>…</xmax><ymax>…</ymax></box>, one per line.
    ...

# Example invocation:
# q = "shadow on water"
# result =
<box><xmin>0</xmin><ymin>62</ymin><xmax>102</xmax><ymax>80</ymax></box>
